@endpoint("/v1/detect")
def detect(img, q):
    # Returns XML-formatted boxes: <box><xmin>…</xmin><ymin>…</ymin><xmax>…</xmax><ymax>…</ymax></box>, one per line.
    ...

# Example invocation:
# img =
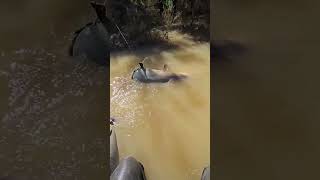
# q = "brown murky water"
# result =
<box><xmin>0</xmin><ymin>1</ymin><xmax>107</xmax><ymax>179</ymax></box>
<box><xmin>110</xmin><ymin>32</ymin><xmax>210</xmax><ymax>180</ymax></box>
<box><xmin>213</xmin><ymin>0</ymin><xmax>320</xmax><ymax>179</ymax></box>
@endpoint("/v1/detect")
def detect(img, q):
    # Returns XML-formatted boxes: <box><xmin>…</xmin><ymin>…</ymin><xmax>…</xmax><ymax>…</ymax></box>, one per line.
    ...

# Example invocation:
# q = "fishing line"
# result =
<box><xmin>113</xmin><ymin>23</ymin><xmax>132</xmax><ymax>51</ymax></box>
<box><xmin>112</xmin><ymin>21</ymin><xmax>152</xmax><ymax>74</ymax></box>
<box><xmin>101</xmin><ymin>0</ymin><xmax>155</xmax><ymax>83</ymax></box>
<box><xmin>100</xmin><ymin>0</ymin><xmax>151</xmax><ymax>62</ymax></box>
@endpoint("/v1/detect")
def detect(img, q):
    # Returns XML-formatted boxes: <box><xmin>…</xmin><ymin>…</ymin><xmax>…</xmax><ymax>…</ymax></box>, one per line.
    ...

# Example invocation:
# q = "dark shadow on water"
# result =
<box><xmin>211</xmin><ymin>40</ymin><xmax>249</xmax><ymax>63</ymax></box>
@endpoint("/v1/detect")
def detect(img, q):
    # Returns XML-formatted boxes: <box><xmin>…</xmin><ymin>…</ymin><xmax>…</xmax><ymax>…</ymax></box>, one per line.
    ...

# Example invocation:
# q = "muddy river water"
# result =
<box><xmin>0</xmin><ymin>1</ymin><xmax>210</xmax><ymax>179</ymax></box>
<box><xmin>213</xmin><ymin>0</ymin><xmax>320</xmax><ymax>179</ymax></box>
<box><xmin>110</xmin><ymin>32</ymin><xmax>210</xmax><ymax>180</ymax></box>
<box><xmin>0</xmin><ymin>1</ymin><xmax>107</xmax><ymax>179</ymax></box>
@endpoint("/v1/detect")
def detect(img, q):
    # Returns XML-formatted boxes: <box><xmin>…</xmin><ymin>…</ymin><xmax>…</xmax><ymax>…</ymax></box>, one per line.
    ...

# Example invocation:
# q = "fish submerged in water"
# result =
<box><xmin>69</xmin><ymin>1</ymin><xmax>117</xmax><ymax>66</ymax></box>
<box><xmin>131</xmin><ymin>63</ymin><xmax>187</xmax><ymax>83</ymax></box>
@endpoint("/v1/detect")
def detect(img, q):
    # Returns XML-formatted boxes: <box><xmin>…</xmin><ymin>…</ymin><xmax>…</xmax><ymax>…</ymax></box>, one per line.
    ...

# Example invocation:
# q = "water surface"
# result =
<box><xmin>110</xmin><ymin>32</ymin><xmax>210</xmax><ymax>180</ymax></box>
<box><xmin>0</xmin><ymin>1</ymin><xmax>107</xmax><ymax>179</ymax></box>
<box><xmin>213</xmin><ymin>0</ymin><xmax>320</xmax><ymax>179</ymax></box>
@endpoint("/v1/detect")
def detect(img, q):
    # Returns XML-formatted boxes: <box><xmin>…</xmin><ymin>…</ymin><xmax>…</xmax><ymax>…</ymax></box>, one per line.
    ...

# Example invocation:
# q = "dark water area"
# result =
<box><xmin>0</xmin><ymin>1</ymin><xmax>107</xmax><ymax>179</ymax></box>
<box><xmin>213</xmin><ymin>0</ymin><xmax>320</xmax><ymax>179</ymax></box>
